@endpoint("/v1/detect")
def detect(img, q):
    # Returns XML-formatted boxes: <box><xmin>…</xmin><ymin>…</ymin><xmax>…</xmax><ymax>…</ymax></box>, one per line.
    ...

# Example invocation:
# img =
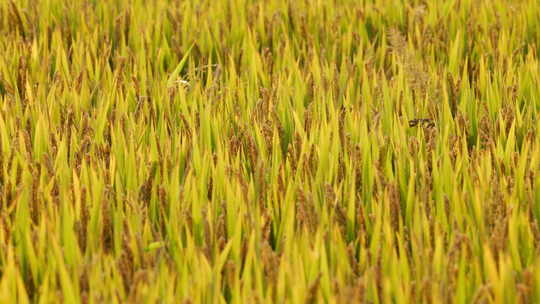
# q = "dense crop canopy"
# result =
<box><xmin>0</xmin><ymin>0</ymin><xmax>539</xmax><ymax>302</ymax></box>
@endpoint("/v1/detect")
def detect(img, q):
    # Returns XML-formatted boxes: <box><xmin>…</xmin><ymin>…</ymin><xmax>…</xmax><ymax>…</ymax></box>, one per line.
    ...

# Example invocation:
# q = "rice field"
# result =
<box><xmin>1</xmin><ymin>0</ymin><xmax>540</xmax><ymax>302</ymax></box>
